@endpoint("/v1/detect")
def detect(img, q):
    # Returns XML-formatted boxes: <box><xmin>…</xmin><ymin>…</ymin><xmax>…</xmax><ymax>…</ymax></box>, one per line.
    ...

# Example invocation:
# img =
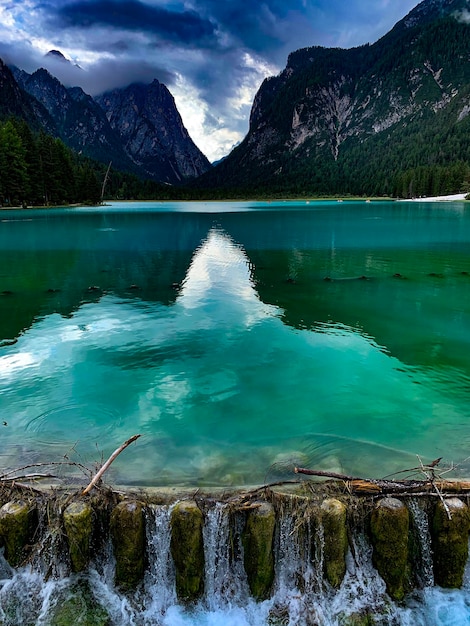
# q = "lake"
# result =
<box><xmin>1</xmin><ymin>199</ymin><xmax>470</xmax><ymax>487</ymax></box>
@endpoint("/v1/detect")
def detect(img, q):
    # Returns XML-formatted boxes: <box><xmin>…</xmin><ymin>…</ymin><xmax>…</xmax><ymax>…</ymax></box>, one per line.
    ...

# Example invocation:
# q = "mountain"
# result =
<box><xmin>12</xmin><ymin>67</ymin><xmax>137</xmax><ymax>173</ymax></box>
<box><xmin>0</xmin><ymin>60</ymin><xmax>54</xmax><ymax>132</ymax></box>
<box><xmin>6</xmin><ymin>61</ymin><xmax>211</xmax><ymax>185</ymax></box>
<box><xmin>96</xmin><ymin>81</ymin><xmax>211</xmax><ymax>183</ymax></box>
<box><xmin>198</xmin><ymin>0</ymin><xmax>470</xmax><ymax>197</ymax></box>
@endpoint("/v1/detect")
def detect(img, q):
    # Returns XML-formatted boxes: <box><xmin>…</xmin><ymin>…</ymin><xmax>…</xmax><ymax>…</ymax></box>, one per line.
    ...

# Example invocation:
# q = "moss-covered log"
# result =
<box><xmin>0</xmin><ymin>501</ymin><xmax>36</xmax><ymax>567</ymax></box>
<box><xmin>170</xmin><ymin>501</ymin><xmax>205</xmax><ymax>602</ymax></box>
<box><xmin>109</xmin><ymin>500</ymin><xmax>145</xmax><ymax>589</ymax></box>
<box><xmin>432</xmin><ymin>498</ymin><xmax>470</xmax><ymax>588</ymax></box>
<box><xmin>370</xmin><ymin>497</ymin><xmax>410</xmax><ymax>601</ymax></box>
<box><xmin>321</xmin><ymin>498</ymin><xmax>348</xmax><ymax>588</ymax></box>
<box><xmin>63</xmin><ymin>501</ymin><xmax>94</xmax><ymax>573</ymax></box>
<box><xmin>242</xmin><ymin>501</ymin><xmax>276</xmax><ymax>600</ymax></box>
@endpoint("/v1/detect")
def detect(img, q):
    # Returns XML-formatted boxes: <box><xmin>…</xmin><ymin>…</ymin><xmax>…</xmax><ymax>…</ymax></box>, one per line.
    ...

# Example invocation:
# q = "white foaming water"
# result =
<box><xmin>202</xmin><ymin>502</ymin><xmax>249</xmax><ymax>611</ymax></box>
<box><xmin>408</xmin><ymin>499</ymin><xmax>435</xmax><ymax>588</ymax></box>
<box><xmin>2</xmin><ymin>506</ymin><xmax>470</xmax><ymax>624</ymax></box>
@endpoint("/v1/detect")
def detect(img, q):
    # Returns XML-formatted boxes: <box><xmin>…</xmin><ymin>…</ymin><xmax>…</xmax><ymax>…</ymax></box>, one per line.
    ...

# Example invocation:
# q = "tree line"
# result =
<box><xmin>0</xmin><ymin>117</ymin><xmax>193</xmax><ymax>207</ymax></box>
<box><xmin>2</xmin><ymin>114</ymin><xmax>470</xmax><ymax>205</ymax></box>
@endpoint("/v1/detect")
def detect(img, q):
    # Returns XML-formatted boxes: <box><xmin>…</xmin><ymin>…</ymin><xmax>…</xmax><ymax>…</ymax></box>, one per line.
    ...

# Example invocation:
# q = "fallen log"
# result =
<box><xmin>294</xmin><ymin>467</ymin><xmax>470</xmax><ymax>496</ymax></box>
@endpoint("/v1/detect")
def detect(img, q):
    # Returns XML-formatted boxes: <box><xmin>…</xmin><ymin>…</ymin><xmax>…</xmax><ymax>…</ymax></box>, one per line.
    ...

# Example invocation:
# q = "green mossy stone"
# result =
<box><xmin>63</xmin><ymin>501</ymin><xmax>94</xmax><ymax>573</ymax></box>
<box><xmin>242</xmin><ymin>501</ymin><xmax>276</xmax><ymax>600</ymax></box>
<box><xmin>48</xmin><ymin>580</ymin><xmax>110</xmax><ymax>626</ymax></box>
<box><xmin>432</xmin><ymin>498</ymin><xmax>470</xmax><ymax>588</ymax></box>
<box><xmin>0</xmin><ymin>501</ymin><xmax>36</xmax><ymax>567</ymax></box>
<box><xmin>339</xmin><ymin>612</ymin><xmax>376</xmax><ymax>625</ymax></box>
<box><xmin>321</xmin><ymin>498</ymin><xmax>348</xmax><ymax>588</ymax></box>
<box><xmin>170</xmin><ymin>501</ymin><xmax>205</xmax><ymax>602</ymax></box>
<box><xmin>370</xmin><ymin>497</ymin><xmax>410</xmax><ymax>601</ymax></box>
<box><xmin>109</xmin><ymin>501</ymin><xmax>145</xmax><ymax>589</ymax></box>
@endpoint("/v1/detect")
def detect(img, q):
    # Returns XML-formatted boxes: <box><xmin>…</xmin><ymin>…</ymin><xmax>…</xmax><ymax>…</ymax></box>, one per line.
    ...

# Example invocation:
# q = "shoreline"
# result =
<box><xmin>1</xmin><ymin>194</ymin><xmax>468</xmax><ymax>209</ymax></box>
<box><xmin>403</xmin><ymin>193</ymin><xmax>468</xmax><ymax>202</ymax></box>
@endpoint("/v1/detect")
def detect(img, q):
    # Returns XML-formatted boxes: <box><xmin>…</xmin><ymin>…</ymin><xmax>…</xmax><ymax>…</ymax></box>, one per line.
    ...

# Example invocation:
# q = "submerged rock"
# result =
<box><xmin>48</xmin><ymin>580</ymin><xmax>110</xmax><ymax>626</ymax></box>
<box><xmin>339</xmin><ymin>612</ymin><xmax>376</xmax><ymax>625</ymax></box>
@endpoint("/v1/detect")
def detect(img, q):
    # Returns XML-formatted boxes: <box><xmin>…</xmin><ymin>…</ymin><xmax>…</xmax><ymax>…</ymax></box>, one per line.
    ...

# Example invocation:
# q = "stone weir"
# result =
<box><xmin>0</xmin><ymin>484</ymin><xmax>470</xmax><ymax>624</ymax></box>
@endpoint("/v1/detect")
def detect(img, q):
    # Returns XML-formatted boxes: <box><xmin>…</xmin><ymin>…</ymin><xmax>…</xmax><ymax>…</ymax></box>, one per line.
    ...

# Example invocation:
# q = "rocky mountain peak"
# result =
<box><xmin>45</xmin><ymin>50</ymin><xmax>69</xmax><ymax>63</ymax></box>
<box><xmin>4</xmin><ymin>61</ymin><xmax>210</xmax><ymax>184</ymax></box>
<box><xmin>197</xmin><ymin>0</ymin><xmax>470</xmax><ymax>196</ymax></box>
<box><xmin>0</xmin><ymin>61</ymin><xmax>54</xmax><ymax>131</ymax></box>
<box><xmin>96</xmin><ymin>81</ymin><xmax>211</xmax><ymax>183</ymax></box>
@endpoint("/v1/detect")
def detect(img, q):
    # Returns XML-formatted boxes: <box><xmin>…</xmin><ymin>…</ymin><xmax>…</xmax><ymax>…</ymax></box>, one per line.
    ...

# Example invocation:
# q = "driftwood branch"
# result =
<box><xmin>295</xmin><ymin>467</ymin><xmax>357</xmax><ymax>481</ymax></box>
<box><xmin>416</xmin><ymin>455</ymin><xmax>452</xmax><ymax>520</ymax></box>
<box><xmin>0</xmin><ymin>461</ymin><xmax>90</xmax><ymax>481</ymax></box>
<box><xmin>294</xmin><ymin>466</ymin><xmax>470</xmax><ymax>497</ymax></box>
<box><xmin>1</xmin><ymin>473</ymin><xmax>57</xmax><ymax>482</ymax></box>
<box><xmin>81</xmin><ymin>434</ymin><xmax>141</xmax><ymax>495</ymax></box>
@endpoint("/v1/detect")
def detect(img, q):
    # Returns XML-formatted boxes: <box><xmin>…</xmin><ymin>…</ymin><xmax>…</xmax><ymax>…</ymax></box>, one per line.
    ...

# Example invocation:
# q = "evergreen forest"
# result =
<box><xmin>2</xmin><ymin>112</ymin><xmax>470</xmax><ymax>205</ymax></box>
<box><xmin>0</xmin><ymin>117</ymin><xmax>189</xmax><ymax>207</ymax></box>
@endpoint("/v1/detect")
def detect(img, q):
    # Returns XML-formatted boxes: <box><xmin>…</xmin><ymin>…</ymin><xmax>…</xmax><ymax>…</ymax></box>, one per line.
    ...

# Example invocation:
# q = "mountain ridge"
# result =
<box><xmin>96</xmin><ymin>80</ymin><xmax>211</xmax><ymax>183</ymax></box>
<box><xmin>196</xmin><ymin>0</ymin><xmax>470</xmax><ymax>197</ymax></box>
<box><xmin>3</xmin><ymin>60</ymin><xmax>211</xmax><ymax>185</ymax></box>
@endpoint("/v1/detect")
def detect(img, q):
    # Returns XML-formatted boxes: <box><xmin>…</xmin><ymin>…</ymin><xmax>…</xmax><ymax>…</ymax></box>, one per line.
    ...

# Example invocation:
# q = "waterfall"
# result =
<box><xmin>408</xmin><ymin>498</ymin><xmax>434</xmax><ymax>588</ymax></box>
<box><xmin>203</xmin><ymin>502</ymin><xmax>249</xmax><ymax>610</ymax></box>
<box><xmin>2</xmin><ymin>495</ymin><xmax>470</xmax><ymax>624</ymax></box>
<box><xmin>269</xmin><ymin>506</ymin><xmax>405</xmax><ymax>625</ymax></box>
<box><xmin>142</xmin><ymin>505</ymin><xmax>178</xmax><ymax>617</ymax></box>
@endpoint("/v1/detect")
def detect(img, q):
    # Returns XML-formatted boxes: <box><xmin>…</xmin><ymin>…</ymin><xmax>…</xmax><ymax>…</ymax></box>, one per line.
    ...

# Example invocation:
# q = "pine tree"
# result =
<box><xmin>0</xmin><ymin>120</ymin><xmax>27</xmax><ymax>205</ymax></box>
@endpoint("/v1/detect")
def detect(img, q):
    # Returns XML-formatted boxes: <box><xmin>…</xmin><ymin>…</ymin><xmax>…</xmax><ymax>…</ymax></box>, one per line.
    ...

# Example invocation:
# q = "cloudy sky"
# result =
<box><xmin>0</xmin><ymin>0</ymin><xmax>421</xmax><ymax>161</ymax></box>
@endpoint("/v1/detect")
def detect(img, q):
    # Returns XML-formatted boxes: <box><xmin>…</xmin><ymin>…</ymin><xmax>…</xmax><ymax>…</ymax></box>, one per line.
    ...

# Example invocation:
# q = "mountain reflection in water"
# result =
<box><xmin>1</xmin><ymin>200</ymin><xmax>470</xmax><ymax>486</ymax></box>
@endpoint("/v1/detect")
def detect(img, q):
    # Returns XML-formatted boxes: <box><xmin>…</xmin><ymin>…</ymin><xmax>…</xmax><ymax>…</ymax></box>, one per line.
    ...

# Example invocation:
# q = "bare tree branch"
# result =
<box><xmin>81</xmin><ymin>435</ymin><xmax>141</xmax><ymax>495</ymax></box>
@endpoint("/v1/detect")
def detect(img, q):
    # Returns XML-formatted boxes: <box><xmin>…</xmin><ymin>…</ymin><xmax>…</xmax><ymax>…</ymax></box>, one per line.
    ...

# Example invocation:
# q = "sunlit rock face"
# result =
<box><xmin>199</xmin><ymin>0</ymin><xmax>470</xmax><ymax>194</ymax></box>
<box><xmin>96</xmin><ymin>80</ymin><xmax>211</xmax><ymax>183</ymax></box>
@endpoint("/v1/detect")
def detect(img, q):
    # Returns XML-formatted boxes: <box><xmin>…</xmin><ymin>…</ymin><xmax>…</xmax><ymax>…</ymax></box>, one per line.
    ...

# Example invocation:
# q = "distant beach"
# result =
<box><xmin>406</xmin><ymin>193</ymin><xmax>468</xmax><ymax>202</ymax></box>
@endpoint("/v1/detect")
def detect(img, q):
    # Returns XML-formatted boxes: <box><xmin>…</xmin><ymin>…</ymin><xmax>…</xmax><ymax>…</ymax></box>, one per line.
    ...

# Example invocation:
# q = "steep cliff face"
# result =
<box><xmin>1</xmin><ymin>61</ymin><xmax>54</xmax><ymax>132</ymax></box>
<box><xmin>13</xmin><ymin>68</ymin><xmax>135</xmax><ymax>172</ymax></box>
<box><xmin>200</xmin><ymin>0</ymin><xmax>470</xmax><ymax>195</ymax></box>
<box><xmin>5</xmin><ymin>63</ymin><xmax>210</xmax><ymax>184</ymax></box>
<box><xmin>96</xmin><ymin>80</ymin><xmax>211</xmax><ymax>183</ymax></box>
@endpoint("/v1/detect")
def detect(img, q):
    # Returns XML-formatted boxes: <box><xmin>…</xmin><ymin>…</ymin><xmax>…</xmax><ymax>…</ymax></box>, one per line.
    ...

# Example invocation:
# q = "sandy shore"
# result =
<box><xmin>406</xmin><ymin>193</ymin><xmax>468</xmax><ymax>202</ymax></box>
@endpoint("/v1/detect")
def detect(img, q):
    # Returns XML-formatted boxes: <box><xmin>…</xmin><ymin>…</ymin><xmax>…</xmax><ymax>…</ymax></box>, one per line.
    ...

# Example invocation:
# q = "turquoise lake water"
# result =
<box><xmin>1</xmin><ymin>199</ymin><xmax>470</xmax><ymax>487</ymax></box>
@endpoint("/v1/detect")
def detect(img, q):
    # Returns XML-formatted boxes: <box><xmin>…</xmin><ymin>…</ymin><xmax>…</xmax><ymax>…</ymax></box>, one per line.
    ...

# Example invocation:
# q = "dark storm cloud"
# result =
<box><xmin>0</xmin><ymin>38</ymin><xmax>176</xmax><ymax>95</ymax></box>
<box><xmin>192</xmin><ymin>0</ymin><xmax>317</xmax><ymax>60</ymax></box>
<box><xmin>44</xmin><ymin>0</ymin><xmax>217</xmax><ymax>46</ymax></box>
<box><xmin>1</xmin><ymin>0</ymin><xmax>422</xmax><ymax>159</ymax></box>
